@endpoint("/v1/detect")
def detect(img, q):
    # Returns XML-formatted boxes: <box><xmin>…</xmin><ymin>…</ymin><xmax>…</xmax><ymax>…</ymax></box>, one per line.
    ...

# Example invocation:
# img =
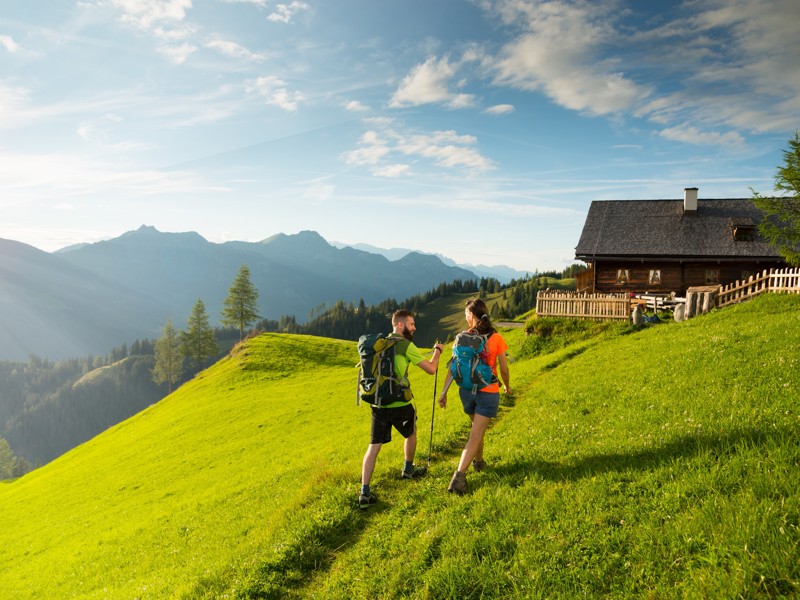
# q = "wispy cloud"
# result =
<box><xmin>659</xmin><ymin>125</ymin><xmax>744</xmax><ymax>147</ymax></box>
<box><xmin>247</xmin><ymin>75</ymin><xmax>305</xmax><ymax>111</ymax></box>
<box><xmin>389</xmin><ymin>55</ymin><xmax>477</xmax><ymax>109</ymax></box>
<box><xmin>484</xmin><ymin>104</ymin><xmax>514</xmax><ymax>115</ymax></box>
<box><xmin>157</xmin><ymin>42</ymin><xmax>196</xmax><ymax>64</ymax></box>
<box><xmin>484</xmin><ymin>0</ymin><xmax>799</xmax><ymax>143</ymax></box>
<box><xmin>345</xmin><ymin>100</ymin><xmax>370</xmax><ymax>112</ymax></box>
<box><xmin>0</xmin><ymin>35</ymin><xmax>20</xmax><ymax>53</ymax></box>
<box><xmin>489</xmin><ymin>1</ymin><xmax>649</xmax><ymax>115</ymax></box>
<box><xmin>109</xmin><ymin>0</ymin><xmax>197</xmax><ymax>62</ymax></box>
<box><xmin>343</xmin><ymin>122</ymin><xmax>494</xmax><ymax>176</ymax></box>
<box><xmin>110</xmin><ymin>0</ymin><xmax>191</xmax><ymax>31</ymax></box>
<box><xmin>77</xmin><ymin>114</ymin><xmax>156</xmax><ymax>152</ymax></box>
<box><xmin>373</xmin><ymin>164</ymin><xmax>411</xmax><ymax>178</ymax></box>
<box><xmin>267</xmin><ymin>1</ymin><xmax>310</xmax><ymax>24</ymax></box>
<box><xmin>0</xmin><ymin>149</ymin><xmax>226</xmax><ymax>199</ymax></box>
<box><xmin>0</xmin><ymin>82</ymin><xmax>32</xmax><ymax>128</ymax></box>
<box><xmin>222</xmin><ymin>0</ymin><xmax>267</xmax><ymax>5</ymax></box>
<box><xmin>204</xmin><ymin>36</ymin><xmax>265</xmax><ymax>61</ymax></box>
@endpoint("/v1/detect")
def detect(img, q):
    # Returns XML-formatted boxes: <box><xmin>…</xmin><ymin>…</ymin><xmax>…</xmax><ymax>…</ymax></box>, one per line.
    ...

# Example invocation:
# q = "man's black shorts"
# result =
<box><xmin>370</xmin><ymin>403</ymin><xmax>417</xmax><ymax>444</ymax></box>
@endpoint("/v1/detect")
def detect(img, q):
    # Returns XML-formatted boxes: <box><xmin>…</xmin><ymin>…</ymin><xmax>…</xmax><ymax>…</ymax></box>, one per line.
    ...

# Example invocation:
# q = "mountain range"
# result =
<box><xmin>0</xmin><ymin>227</ymin><xmax>478</xmax><ymax>362</ymax></box>
<box><xmin>330</xmin><ymin>241</ymin><xmax>532</xmax><ymax>283</ymax></box>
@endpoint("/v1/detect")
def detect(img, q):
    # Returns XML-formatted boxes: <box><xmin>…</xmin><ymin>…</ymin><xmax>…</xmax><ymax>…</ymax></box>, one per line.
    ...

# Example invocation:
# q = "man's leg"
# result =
<box><xmin>361</xmin><ymin>443</ymin><xmax>382</xmax><ymax>486</ymax></box>
<box><xmin>403</xmin><ymin>431</ymin><xmax>417</xmax><ymax>463</ymax></box>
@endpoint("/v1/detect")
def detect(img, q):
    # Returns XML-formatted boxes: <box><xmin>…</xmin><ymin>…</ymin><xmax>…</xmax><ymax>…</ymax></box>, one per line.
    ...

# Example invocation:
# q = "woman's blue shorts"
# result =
<box><xmin>458</xmin><ymin>388</ymin><xmax>500</xmax><ymax>418</ymax></box>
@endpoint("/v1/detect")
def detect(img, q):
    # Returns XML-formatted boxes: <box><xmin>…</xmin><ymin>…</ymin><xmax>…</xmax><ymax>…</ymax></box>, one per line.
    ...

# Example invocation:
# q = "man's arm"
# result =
<box><xmin>415</xmin><ymin>343</ymin><xmax>444</xmax><ymax>375</ymax></box>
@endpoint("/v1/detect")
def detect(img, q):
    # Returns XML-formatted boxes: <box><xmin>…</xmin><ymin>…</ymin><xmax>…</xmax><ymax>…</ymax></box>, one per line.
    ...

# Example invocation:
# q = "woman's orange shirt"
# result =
<box><xmin>479</xmin><ymin>332</ymin><xmax>508</xmax><ymax>393</ymax></box>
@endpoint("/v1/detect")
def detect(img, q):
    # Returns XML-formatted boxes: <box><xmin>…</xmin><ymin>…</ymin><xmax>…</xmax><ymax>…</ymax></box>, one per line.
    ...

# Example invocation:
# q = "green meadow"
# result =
<box><xmin>1</xmin><ymin>293</ymin><xmax>798</xmax><ymax>598</ymax></box>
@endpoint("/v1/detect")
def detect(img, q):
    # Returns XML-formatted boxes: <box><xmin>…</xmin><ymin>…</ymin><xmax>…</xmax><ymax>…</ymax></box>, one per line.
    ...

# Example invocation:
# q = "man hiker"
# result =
<box><xmin>359</xmin><ymin>309</ymin><xmax>444</xmax><ymax>509</ymax></box>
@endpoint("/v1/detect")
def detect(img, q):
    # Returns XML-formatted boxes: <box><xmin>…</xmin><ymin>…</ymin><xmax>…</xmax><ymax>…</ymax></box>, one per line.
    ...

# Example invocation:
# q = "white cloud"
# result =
<box><xmin>267</xmin><ymin>1</ymin><xmax>310</xmax><ymax>24</ymax></box>
<box><xmin>490</xmin><ymin>2</ymin><xmax>648</xmax><ymax>115</ymax></box>
<box><xmin>659</xmin><ymin>125</ymin><xmax>745</xmax><ymax>147</ymax></box>
<box><xmin>389</xmin><ymin>55</ymin><xmax>476</xmax><ymax>109</ymax></box>
<box><xmin>0</xmin><ymin>35</ymin><xmax>20</xmax><ymax>53</ymax></box>
<box><xmin>157</xmin><ymin>42</ymin><xmax>197</xmax><ymax>64</ymax></box>
<box><xmin>374</xmin><ymin>164</ymin><xmax>411</xmax><ymax>178</ymax></box>
<box><xmin>111</xmin><ymin>0</ymin><xmax>191</xmax><ymax>31</ymax></box>
<box><xmin>343</xmin><ymin>124</ymin><xmax>493</xmax><ymax>176</ymax></box>
<box><xmin>484</xmin><ymin>104</ymin><xmax>514</xmax><ymax>115</ymax></box>
<box><xmin>345</xmin><ymin>100</ymin><xmax>370</xmax><ymax>112</ymax></box>
<box><xmin>222</xmin><ymin>0</ymin><xmax>267</xmax><ymax>5</ymax></box>
<box><xmin>248</xmin><ymin>75</ymin><xmax>304</xmax><ymax>111</ymax></box>
<box><xmin>482</xmin><ymin>0</ymin><xmax>799</xmax><ymax>140</ymax></box>
<box><xmin>205</xmin><ymin>37</ymin><xmax>265</xmax><ymax>61</ymax></box>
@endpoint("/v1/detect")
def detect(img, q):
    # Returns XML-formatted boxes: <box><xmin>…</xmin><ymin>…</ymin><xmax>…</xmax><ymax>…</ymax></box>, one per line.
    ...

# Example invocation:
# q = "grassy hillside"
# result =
<box><xmin>1</xmin><ymin>295</ymin><xmax>798</xmax><ymax>598</ymax></box>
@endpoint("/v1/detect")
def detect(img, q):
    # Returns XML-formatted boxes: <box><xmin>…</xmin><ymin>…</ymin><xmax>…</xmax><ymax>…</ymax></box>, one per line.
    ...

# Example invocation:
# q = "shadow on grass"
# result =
<box><xmin>188</xmin><ymin>476</ymin><xmax>383</xmax><ymax>600</ymax></box>
<box><xmin>489</xmin><ymin>427</ymin><xmax>793</xmax><ymax>484</ymax></box>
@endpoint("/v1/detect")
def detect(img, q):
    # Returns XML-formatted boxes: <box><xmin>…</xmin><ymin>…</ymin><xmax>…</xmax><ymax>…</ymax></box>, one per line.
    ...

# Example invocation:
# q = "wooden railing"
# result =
<box><xmin>535</xmin><ymin>291</ymin><xmax>631</xmax><ymax>320</ymax></box>
<box><xmin>717</xmin><ymin>267</ymin><xmax>800</xmax><ymax>308</ymax></box>
<box><xmin>536</xmin><ymin>268</ymin><xmax>800</xmax><ymax>322</ymax></box>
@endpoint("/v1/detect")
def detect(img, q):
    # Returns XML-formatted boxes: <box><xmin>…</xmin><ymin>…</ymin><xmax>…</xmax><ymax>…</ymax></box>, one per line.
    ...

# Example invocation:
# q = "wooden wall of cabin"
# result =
<box><xmin>595</xmin><ymin>260</ymin><xmax>783</xmax><ymax>295</ymax></box>
<box><xmin>684</xmin><ymin>262</ymin><xmax>782</xmax><ymax>290</ymax></box>
<box><xmin>594</xmin><ymin>263</ymin><xmax>681</xmax><ymax>294</ymax></box>
<box><xmin>594</xmin><ymin>260</ymin><xmax>785</xmax><ymax>294</ymax></box>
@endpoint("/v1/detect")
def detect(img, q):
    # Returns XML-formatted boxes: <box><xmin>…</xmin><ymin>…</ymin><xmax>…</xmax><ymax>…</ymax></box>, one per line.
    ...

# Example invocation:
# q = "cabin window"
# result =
<box><xmin>705</xmin><ymin>269</ymin><xmax>720</xmax><ymax>285</ymax></box>
<box><xmin>732</xmin><ymin>226</ymin><xmax>755</xmax><ymax>241</ymax></box>
<box><xmin>648</xmin><ymin>269</ymin><xmax>661</xmax><ymax>285</ymax></box>
<box><xmin>616</xmin><ymin>269</ymin><xmax>629</xmax><ymax>284</ymax></box>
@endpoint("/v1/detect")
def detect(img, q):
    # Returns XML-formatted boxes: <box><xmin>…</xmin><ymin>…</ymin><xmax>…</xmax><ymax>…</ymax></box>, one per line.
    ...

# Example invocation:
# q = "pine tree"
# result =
<box><xmin>152</xmin><ymin>319</ymin><xmax>183</xmax><ymax>394</ymax></box>
<box><xmin>0</xmin><ymin>437</ymin><xmax>16</xmax><ymax>480</ymax></box>
<box><xmin>221</xmin><ymin>264</ymin><xmax>261</xmax><ymax>340</ymax></box>
<box><xmin>752</xmin><ymin>132</ymin><xmax>800</xmax><ymax>266</ymax></box>
<box><xmin>182</xmin><ymin>299</ymin><xmax>219</xmax><ymax>372</ymax></box>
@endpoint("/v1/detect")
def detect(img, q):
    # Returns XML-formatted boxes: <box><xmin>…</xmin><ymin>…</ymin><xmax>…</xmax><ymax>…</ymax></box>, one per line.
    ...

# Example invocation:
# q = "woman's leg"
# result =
<box><xmin>457</xmin><ymin>414</ymin><xmax>491</xmax><ymax>473</ymax></box>
<box><xmin>466</xmin><ymin>414</ymin><xmax>486</xmax><ymax>463</ymax></box>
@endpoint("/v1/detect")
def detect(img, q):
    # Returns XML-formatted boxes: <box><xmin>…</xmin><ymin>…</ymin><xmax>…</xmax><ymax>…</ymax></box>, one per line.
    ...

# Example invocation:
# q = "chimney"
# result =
<box><xmin>684</xmin><ymin>187</ymin><xmax>698</xmax><ymax>213</ymax></box>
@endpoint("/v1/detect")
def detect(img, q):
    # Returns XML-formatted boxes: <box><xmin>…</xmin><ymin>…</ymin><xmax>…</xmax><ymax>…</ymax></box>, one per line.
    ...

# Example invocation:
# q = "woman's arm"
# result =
<box><xmin>497</xmin><ymin>352</ymin><xmax>512</xmax><ymax>395</ymax></box>
<box><xmin>438</xmin><ymin>370</ymin><xmax>454</xmax><ymax>407</ymax></box>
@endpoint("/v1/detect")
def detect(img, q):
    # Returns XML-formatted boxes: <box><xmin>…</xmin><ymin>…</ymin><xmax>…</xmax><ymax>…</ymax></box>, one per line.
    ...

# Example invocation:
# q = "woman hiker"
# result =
<box><xmin>438</xmin><ymin>298</ymin><xmax>512</xmax><ymax>495</ymax></box>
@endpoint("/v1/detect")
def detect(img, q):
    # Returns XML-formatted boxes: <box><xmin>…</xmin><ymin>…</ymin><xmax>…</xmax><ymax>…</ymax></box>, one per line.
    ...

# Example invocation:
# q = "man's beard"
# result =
<box><xmin>402</xmin><ymin>326</ymin><xmax>414</xmax><ymax>341</ymax></box>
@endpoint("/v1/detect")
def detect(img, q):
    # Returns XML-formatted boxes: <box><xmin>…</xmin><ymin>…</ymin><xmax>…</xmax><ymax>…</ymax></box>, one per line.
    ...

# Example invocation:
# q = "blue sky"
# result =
<box><xmin>1</xmin><ymin>0</ymin><xmax>797</xmax><ymax>271</ymax></box>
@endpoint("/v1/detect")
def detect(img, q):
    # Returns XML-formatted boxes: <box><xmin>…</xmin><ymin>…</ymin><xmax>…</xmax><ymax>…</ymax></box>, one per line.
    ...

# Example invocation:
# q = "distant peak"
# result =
<box><xmin>121</xmin><ymin>225</ymin><xmax>160</xmax><ymax>238</ymax></box>
<box><xmin>261</xmin><ymin>230</ymin><xmax>330</xmax><ymax>249</ymax></box>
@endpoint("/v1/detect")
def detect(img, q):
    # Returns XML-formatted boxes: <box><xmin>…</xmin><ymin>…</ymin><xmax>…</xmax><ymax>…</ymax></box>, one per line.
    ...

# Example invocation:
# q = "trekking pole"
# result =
<box><xmin>427</xmin><ymin>340</ymin><xmax>439</xmax><ymax>466</ymax></box>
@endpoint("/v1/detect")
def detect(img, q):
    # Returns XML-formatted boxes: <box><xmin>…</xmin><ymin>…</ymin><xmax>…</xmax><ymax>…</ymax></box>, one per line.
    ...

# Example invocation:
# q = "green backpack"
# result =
<box><xmin>356</xmin><ymin>333</ymin><xmax>412</xmax><ymax>407</ymax></box>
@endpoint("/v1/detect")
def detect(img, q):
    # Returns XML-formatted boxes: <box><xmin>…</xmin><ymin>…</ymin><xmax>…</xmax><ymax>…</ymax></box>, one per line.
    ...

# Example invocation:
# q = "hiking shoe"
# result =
<box><xmin>401</xmin><ymin>465</ymin><xmax>427</xmax><ymax>479</ymax></box>
<box><xmin>472</xmin><ymin>459</ymin><xmax>487</xmax><ymax>473</ymax></box>
<box><xmin>447</xmin><ymin>470</ymin><xmax>467</xmax><ymax>495</ymax></box>
<box><xmin>358</xmin><ymin>492</ymin><xmax>377</xmax><ymax>509</ymax></box>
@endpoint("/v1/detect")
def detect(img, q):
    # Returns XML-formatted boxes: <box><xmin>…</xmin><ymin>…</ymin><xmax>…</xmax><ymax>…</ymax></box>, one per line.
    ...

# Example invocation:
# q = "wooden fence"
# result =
<box><xmin>717</xmin><ymin>267</ymin><xmax>800</xmax><ymax>308</ymax></box>
<box><xmin>535</xmin><ymin>291</ymin><xmax>631</xmax><ymax>320</ymax></box>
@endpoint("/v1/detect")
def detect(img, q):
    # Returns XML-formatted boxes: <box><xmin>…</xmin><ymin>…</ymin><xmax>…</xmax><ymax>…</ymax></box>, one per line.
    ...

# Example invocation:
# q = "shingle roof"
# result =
<box><xmin>575</xmin><ymin>198</ymin><xmax>782</xmax><ymax>260</ymax></box>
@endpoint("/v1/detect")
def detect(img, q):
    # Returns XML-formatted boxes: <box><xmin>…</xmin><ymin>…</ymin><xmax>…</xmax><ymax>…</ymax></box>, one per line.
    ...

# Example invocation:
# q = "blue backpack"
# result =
<box><xmin>449</xmin><ymin>331</ymin><xmax>497</xmax><ymax>393</ymax></box>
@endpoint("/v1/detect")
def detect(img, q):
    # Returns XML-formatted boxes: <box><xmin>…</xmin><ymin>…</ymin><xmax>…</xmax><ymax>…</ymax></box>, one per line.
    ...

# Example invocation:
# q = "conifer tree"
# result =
<box><xmin>753</xmin><ymin>131</ymin><xmax>800</xmax><ymax>266</ymax></box>
<box><xmin>182</xmin><ymin>299</ymin><xmax>219</xmax><ymax>372</ymax></box>
<box><xmin>152</xmin><ymin>319</ymin><xmax>183</xmax><ymax>394</ymax></box>
<box><xmin>221</xmin><ymin>264</ymin><xmax>261</xmax><ymax>340</ymax></box>
<box><xmin>0</xmin><ymin>437</ymin><xmax>16</xmax><ymax>480</ymax></box>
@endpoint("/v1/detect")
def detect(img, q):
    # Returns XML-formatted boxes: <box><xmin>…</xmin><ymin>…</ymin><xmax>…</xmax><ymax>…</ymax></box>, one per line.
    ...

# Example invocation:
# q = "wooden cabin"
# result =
<box><xmin>574</xmin><ymin>188</ymin><xmax>787</xmax><ymax>295</ymax></box>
